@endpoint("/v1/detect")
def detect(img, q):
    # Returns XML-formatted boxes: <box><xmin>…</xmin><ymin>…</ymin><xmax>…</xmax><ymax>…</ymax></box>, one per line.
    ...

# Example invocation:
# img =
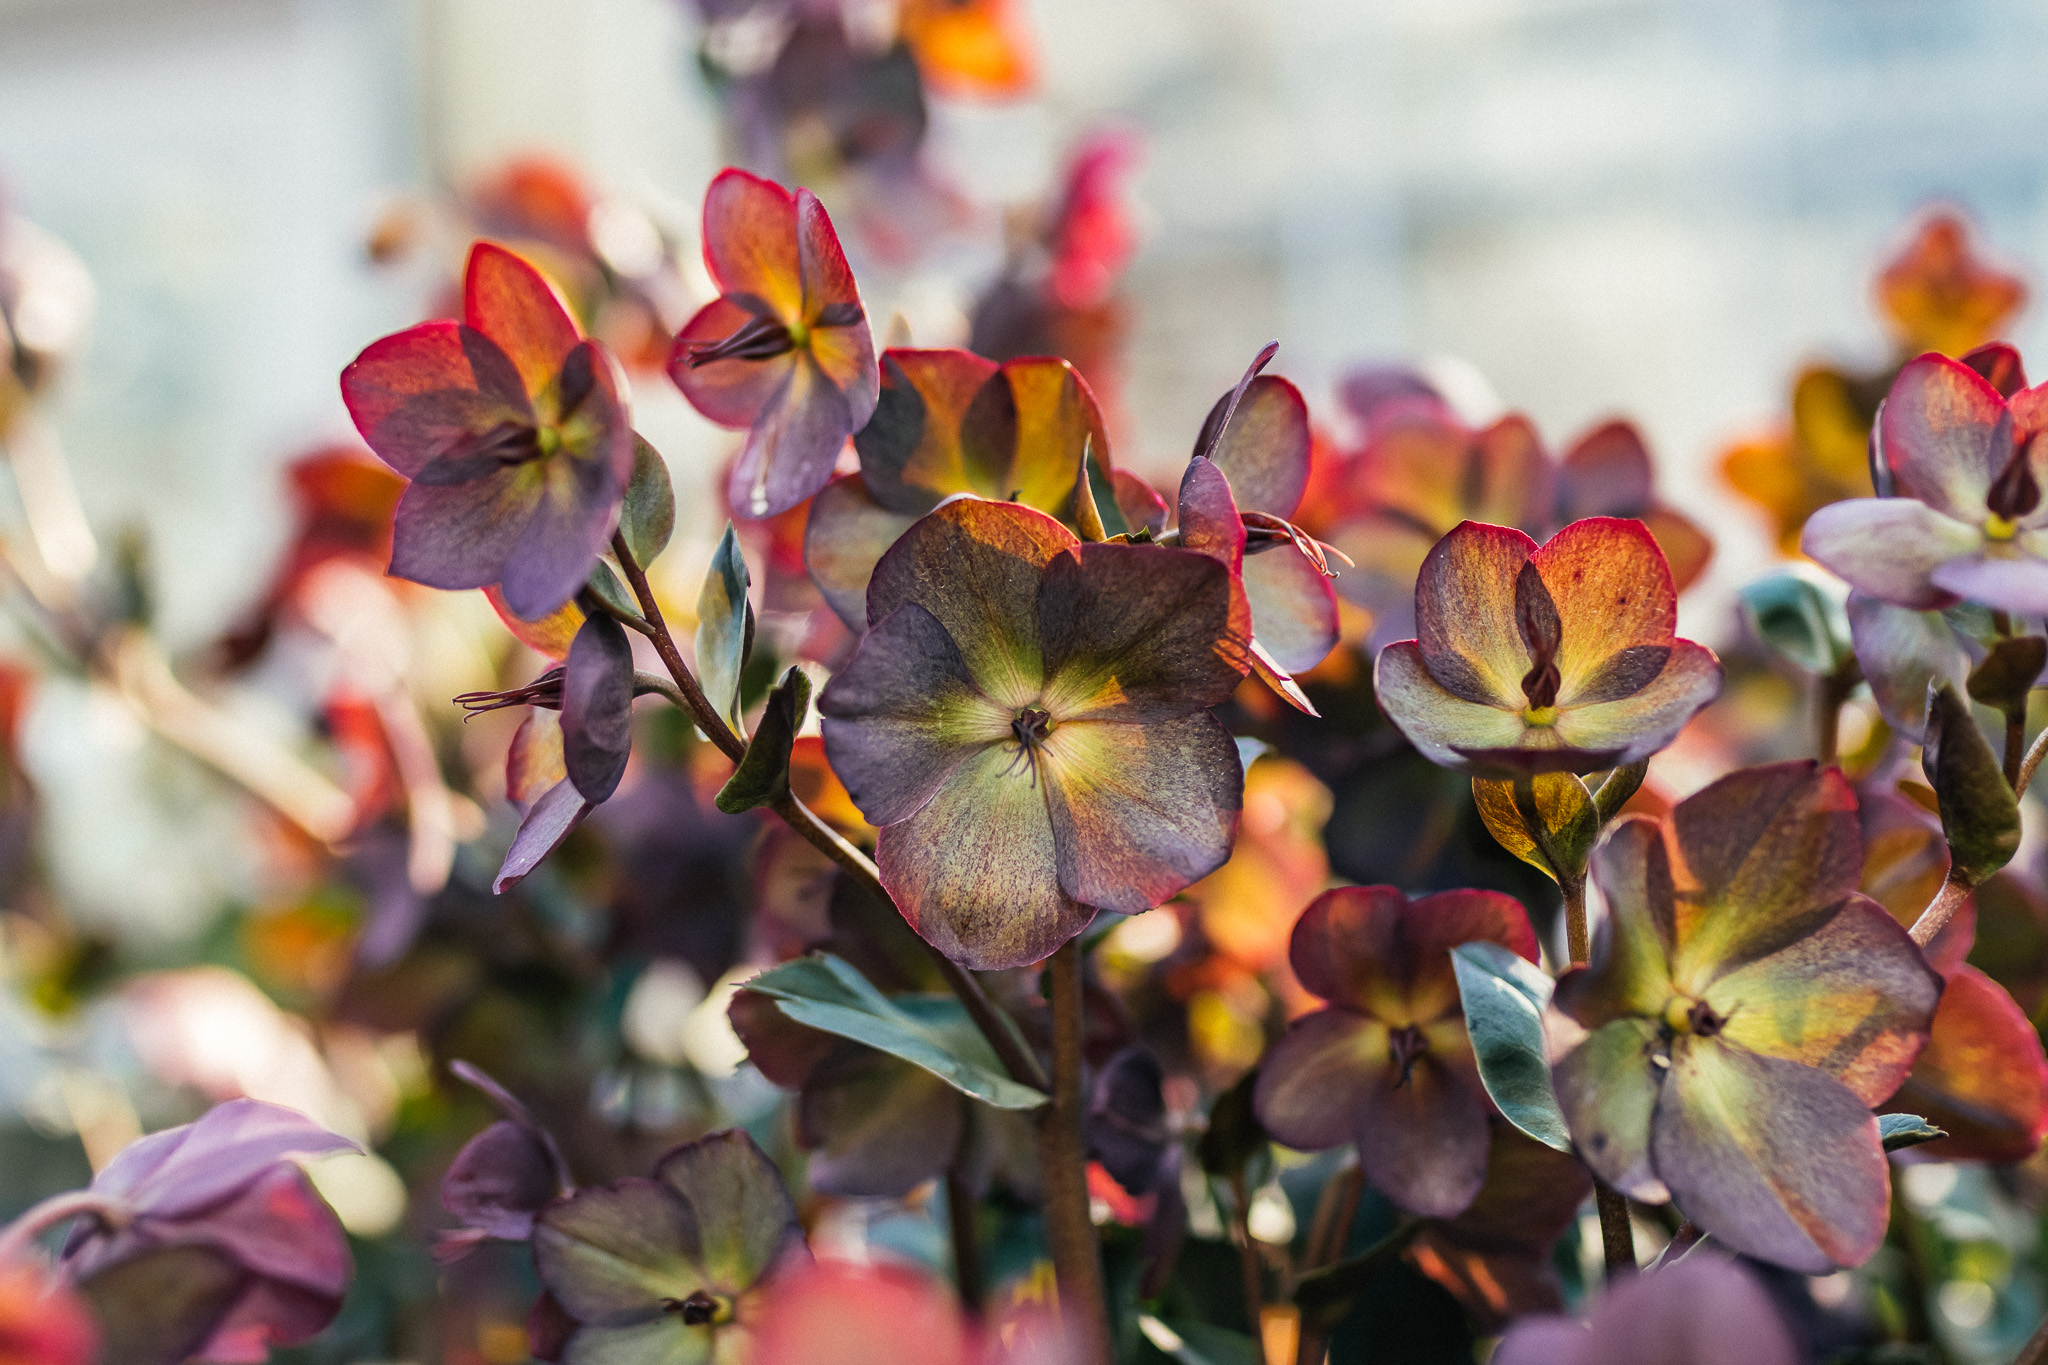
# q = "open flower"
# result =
<box><xmin>817</xmin><ymin>497</ymin><xmax>1248</xmax><ymax>969</ymax></box>
<box><xmin>341</xmin><ymin>242</ymin><xmax>636</xmax><ymax>620</ymax></box>
<box><xmin>1493</xmin><ymin>1253</ymin><xmax>1800</xmax><ymax>1365</ymax></box>
<box><xmin>1253</xmin><ymin>886</ymin><xmax>1537</xmax><ymax>1217</ymax></box>
<box><xmin>1804</xmin><ymin>350</ymin><xmax>2048</xmax><ymax>614</ymax></box>
<box><xmin>803</xmin><ymin>348</ymin><xmax>1118</xmax><ymax>626</ymax></box>
<box><xmin>668</xmin><ymin>170</ymin><xmax>878</xmax><ymax>518</ymax></box>
<box><xmin>1549</xmin><ymin>763</ymin><xmax>1942</xmax><ymax>1272</ymax></box>
<box><xmin>61</xmin><ymin>1100</ymin><xmax>358</xmax><ymax>1364</ymax></box>
<box><xmin>533</xmin><ymin>1130</ymin><xmax>808</xmax><ymax>1365</ymax></box>
<box><xmin>1374</xmin><ymin>519</ymin><xmax>1721</xmax><ymax>777</ymax></box>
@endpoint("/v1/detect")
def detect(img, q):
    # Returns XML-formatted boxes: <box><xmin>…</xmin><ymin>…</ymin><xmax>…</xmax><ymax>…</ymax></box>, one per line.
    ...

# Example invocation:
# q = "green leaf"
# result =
<box><xmin>1085</xmin><ymin>443</ymin><xmax>1130</xmax><ymax>539</ymax></box>
<box><xmin>1471</xmin><ymin>773</ymin><xmax>1599</xmax><ymax>885</ymax></box>
<box><xmin>695</xmin><ymin>522</ymin><xmax>751</xmax><ymax>739</ymax></box>
<box><xmin>716</xmin><ymin>666</ymin><xmax>811</xmax><ymax>814</ymax></box>
<box><xmin>1878</xmin><ymin>1113</ymin><xmax>1947</xmax><ymax>1151</ymax></box>
<box><xmin>1922</xmin><ymin>681</ymin><xmax>2020</xmax><ymax>883</ymax></box>
<box><xmin>1197</xmin><ymin>1066</ymin><xmax>1269</xmax><ymax>1181</ymax></box>
<box><xmin>619</xmin><ymin>436</ymin><xmax>676</xmax><ymax>567</ymax></box>
<box><xmin>740</xmin><ymin>954</ymin><xmax>1046</xmax><ymax>1110</ymax></box>
<box><xmin>1967</xmin><ymin>634</ymin><xmax>2046</xmax><ymax>723</ymax></box>
<box><xmin>584</xmin><ymin>560</ymin><xmax>641</xmax><ymax>623</ymax></box>
<box><xmin>1291</xmin><ymin>1220</ymin><xmax>1419</xmax><ymax>1332</ymax></box>
<box><xmin>1451</xmin><ymin>941</ymin><xmax>1571</xmax><ymax>1152</ymax></box>
<box><xmin>1740</xmin><ymin>571</ymin><xmax>1851</xmax><ymax>675</ymax></box>
<box><xmin>1593</xmin><ymin>760</ymin><xmax>1649</xmax><ymax>822</ymax></box>
<box><xmin>1136</xmin><ymin>1316</ymin><xmax>1260</xmax><ymax>1365</ymax></box>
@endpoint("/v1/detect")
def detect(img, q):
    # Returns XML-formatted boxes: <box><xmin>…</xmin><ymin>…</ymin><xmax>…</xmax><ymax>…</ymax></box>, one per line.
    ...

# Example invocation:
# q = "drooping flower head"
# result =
<box><xmin>1374</xmin><ymin>519</ymin><xmax>1722</xmax><ymax>776</ymax></box>
<box><xmin>341</xmin><ymin>242</ymin><xmax>637</xmax><ymax>620</ymax></box>
<box><xmin>818</xmin><ymin>498</ymin><xmax>1249</xmax><ymax>968</ymax></box>
<box><xmin>1253</xmin><ymin>886</ymin><xmax>1537</xmax><ymax>1217</ymax></box>
<box><xmin>804</xmin><ymin>348</ymin><xmax>1116</xmax><ymax>626</ymax></box>
<box><xmin>668</xmin><ymin>170</ymin><xmax>878</xmax><ymax>518</ymax></box>
<box><xmin>1549</xmin><ymin>763</ymin><xmax>1942</xmax><ymax>1272</ymax></box>
<box><xmin>534</xmin><ymin>1130</ymin><xmax>808</xmax><ymax>1365</ymax></box>
<box><xmin>1804</xmin><ymin>349</ymin><xmax>2048</xmax><ymax>615</ymax></box>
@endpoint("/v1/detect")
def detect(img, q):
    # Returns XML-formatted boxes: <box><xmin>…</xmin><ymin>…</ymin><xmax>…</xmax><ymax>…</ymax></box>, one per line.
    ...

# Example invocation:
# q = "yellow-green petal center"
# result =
<box><xmin>1986</xmin><ymin>512</ymin><xmax>2021</xmax><ymax>541</ymax></box>
<box><xmin>1522</xmin><ymin>705</ymin><xmax>1559</xmax><ymax>728</ymax></box>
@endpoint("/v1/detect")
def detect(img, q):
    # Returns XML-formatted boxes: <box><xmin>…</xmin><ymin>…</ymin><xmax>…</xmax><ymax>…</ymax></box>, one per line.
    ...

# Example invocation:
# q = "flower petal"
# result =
<box><xmin>1354</xmin><ymin>1052</ymin><xmax>1493</xmax><ymax>1217</ymax></box>
<box><xmin>340</xmin><ymin>322</ymin><xmax>530</xmax><ymax>477</ymax></box>
<box><xmin>1802</xmin><ymin>498</ymin><xmax>1980</xmax><ymax>610</ymax></box>
<box><xmin>1566</xmin><ymin>817</ymin><xmax>1678</xmax><ymax>1026</ymax></box>
<box><xmin>1846</xmin><ymin>591</ymin><xmax>1970</xmax><ymax>741</ymax></box>
<box><xmin>1666</xmin><ymin>762</ymin><xmax>1862</xmax><ymax>985</ymax></box>
<box><xmin>494</xmin><ymin>779</ymin><xmax>593</xmax><ymax>893</ymax></box>
<box><xmin>563</xmin><ymin>614</ymin><xmax>635</xmax><ymax>803</ymax></box>
<box><xmin>817</xmin><ymin>603</ymin><xmax>1009</xmax><ymax>827</ymax></box>
<box><xmin>794</xmin><ymin>188</ymin><xmax>877</xmax><ymax>426</ymax></box>
<box><xmin>1885</xmin><ymin>963</ymin><xmax>2048</xmax><ymax>1163</ymax></box>
<box><xmin>1200</xmin><ymin>374</ymin><xmax>1311</xmax><ymax>517</ymax></box>
<box><xmin>1287</xmin><ymin>884</ymin><xmax>1537</xmax><ymax>1018</ymax></box>
<box><xmin>1556</xmin><ymin>421</ymin><xmax>1654</xmax><ymax>520</ymax></box>
<box><xmin>1243</xmin><ymin>543</ymin><xmax>1338</xmax><ymax>675</ymax></box>
<box><xmin>854</xmin><ymin>350</ymin><xmax>998</xmax><ymax>513</ymax></box>
<box><xmin>726</xmin><ymin>354</ymin><xmax>856</xmax><ymax>519</ymax></box>
<box><xmin>1531</xmin><ymin>517</ymin><xmax>1677</xmax><ymax>701</ymax></box>
<box><xmin>669</xmin><ymin>299</ymin><xmax>796</xmax><ymax>429</ymax></box>
<box><xmin>533</xmin><ymin>1178</ymin><xmax>700</xmax><ymax>1319</ymax></box>
<box><xmin>1549</xmin><ymin>1017</ymin><xmax>1668</xmax><ymax>1201</ymax></box>
<box><xmin>1253</xmin><ymin>1008</ymin><xmax>1389</xmax><ymax>1150</ymax></box>
<box><xmin>1039</xmin><ymin>712</ymin><xmax>1242</xmax><ymax>915</ymax></box>
<box><xmin>866</xmin><ymin>498</ymin><xmax>1075</xmax><ymax>708</ymax></box>
<box><xmin>1651</xmin><ymin>1038</ymin><xmax>1889</xmax><ymax>1272</ymax></box>
<box><xmin>1358</xmin><ymin>412</ymin><xmax>1551</xmax><ymax>536</ymax></box>
<box><xmin>388</xmin><ymin>469</ymin><xmax>536</xmax><ymax>593</ymax></box>
<box><xmin>463</xmin><ymin>242</ymin><xmax>582</xmax><ymax>399</ymax></box>
<box><xmin>1038</xmin><ymin>540</ymin><xmax>1246</xmax><ymax>722</ymax></box>
<box><xmin>1548</xmin><ymin>639</ymin><xmax>1720</xmax><ymax>765</ymax></box>
<box><xmin>1879</xmin><ymin>351</ymin><xmax>2008</xmax><ymax>520</ymax></box>
<box><xmin>875</xmin><ymin>743</ymin><xmax>1092</xmax><ymax>969</ymax></box>
<box><xmin>961</xmin><ymin>356</ymin><xmax>1105</xmax><ymax>516</ymax></box>
<box><xmin>703</xmin><ymin>169</ymin><xmax>803</xmax><ymax>323</ymax></box>
<box><xmin>652</xmin><ymin>1129</ymin><xmax>807</xmax><ymax>1294</ymax></box>
<box><xmin>802</xmin><ymin>474</ymin><xmax>917</xmax><ymax>629</ymax></box>
<box><xmin>1706</xmin><ymin>893</ymin><xmax>1940</xmax><ymax>1104</ymax></box>
<box><xmin>1415</xmin><ymin>521</ymin><xmax>1538</xmax><ymax>707</ymax></box>
<box><xmin>1928</xmin><ymin>548</ymin><xmax>2048</xmax><ymax>615</ymax></box>
<box><xmin>1373</xmin><ymin>641</ymin><xmax>1543</xmax><ymax>774</ymax></box>
<box><xmin>1639</xmin><ymin>505</ymin><xmax>1714</xmax><ymax>593</ymax></box>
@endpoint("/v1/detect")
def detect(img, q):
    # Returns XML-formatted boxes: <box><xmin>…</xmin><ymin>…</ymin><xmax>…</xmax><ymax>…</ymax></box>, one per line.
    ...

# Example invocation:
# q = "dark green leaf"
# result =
<box><xmin>1878</xmin><ymin>1113</ymin><xmax>1947</xmax><ymax>1151</ymax></box>
<box><xmin>1967</xmin><ymin>634</ymin><xmax>2046</xmax><ymax>722</ymax></box>
<box><xmin>582</xmin><ymin>561</ymin><xmax>641</xmax><ymax>625</ymax></box>
<box><xmin>1450</xmin><ymin>941</ymin><xmax>1571</xmax><ymax>1153</ymax></box>
<box><xmin>1593</xmin><ymin>760</ymin><xmax>1649</xmax><ymax>822</ymax></box>
<box><xmin>1739</xmin><ymin>572</ymin><xmax>1851</xmax><ymax>676</ymax></box>
<box><xmin>1137</xmin><ymin>1316</ymin><xmax>1260</xmax><ymax>1365</ymax></box>
<box><xmin>1085</xmin><ymin>444</ymin><xmax>1130</xmax><ymax>539</ymax></box>
<box><xmin>619</xmin><ymin>436</ymin><xmax>676</xmax><ymax>567</ymax></box>
<box><xmin>1922</xmin><ymin>682</ymin><xmax>2020</xmax><ymax>882</ymax></box>
<box><xmin>1197</xmin><ymin>1067</ymin><xmax>1268</xmax><ymax>1181</ymax></box>
<box><xmin>716</xmin><ymin>666</ymin><xmax>811</xmax><ymax>813</ymax></box>
<box><xmin>1291</xmin><ymin>1221</ymin><xmax>1420</xmax><ymax>1332</ymax></box>
<box><xmin>695</xmin><ymin>522</ymin><xmax>751</xmax><ymax>739</ymax></box>
<box><xmin>741</xmin><ymin>954</ymin><xmax>1046</xmax><ymax>1110</ymax></box>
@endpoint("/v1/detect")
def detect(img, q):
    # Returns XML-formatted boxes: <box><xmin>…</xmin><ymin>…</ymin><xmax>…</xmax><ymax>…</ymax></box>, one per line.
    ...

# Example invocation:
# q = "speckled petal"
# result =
<box><xmin>1038</xmin><ymin>540</ymin><xmax>1246</xmax><ymax>722</ymax></box>
<box><xmin>1549</xmin><ymin>1016</ymin><xmax>1668</xmax><ymax>1202</ymax></box>
<box><xmin>1414</xmin><ymin>521</ymin><xmax>1537</xmax><ymax>707</ymax></box>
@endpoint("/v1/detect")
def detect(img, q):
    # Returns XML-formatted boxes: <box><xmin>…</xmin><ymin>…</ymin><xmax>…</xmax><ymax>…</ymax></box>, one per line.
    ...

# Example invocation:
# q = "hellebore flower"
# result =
<box><xmin>61</xmin><ymin>1099</ymin><xmax>358</xmax><ymax>1364</ymax></box>
<box><xmin>436</xmin><ymin>1061</ymin><xmax>574</xmax><ymax>1261</ymax></box>
<box><xmin>1253</xmin><ymin>885</ymin><xmax>1538</xmax><ymax>1217</ymax></box>
<box><xmin>462</xmin><ymin>611</ymin><xmax>636</xmax><ymax>893</ymax></box>
<box><xmin>1492</xmin><ymin>1253</ymin><xmax>1800</xmax><ymax>1365</ymax></box>
<box><xmin>341</xmin><ymin>242</ymin><xmax>637</xmax><ymax>620</ymax></box>
<box><xmin>1804</xmin><ymin>350</ymin><xmax>2048</xmax><ymax>615</ymax></box>
<box><xmin>1878</xmin><ymin>210</ymin><xmax>2027</xmax><ymax>360</ymax></box>
<box><xmin>1173</xmin><ymin>348</ymin><xmax>1341</xmax><ymax>709</ymax></box>
<box><xmin>668</xmin><ymin>169</ymin><xmax>878</xmax><ymax>519</ymax></box>
<box><xmin>817</xmin><ymin>497</ymin><xmax>1249</xmax><ymax>969</ymax></box>
<box><xmin>533</xmin><ymin>1129</ymin><xmax>809</xmax><ymax>1365</ymax></box>
<box><xmin>803</xmin><ymin>348</ymin><xmax>1117</xmax><ymax>626</ymax></box>
<box><xmin>1374</xmin><ymin>518</ymin><xmax>1722</xmax><ymax>777</ymax></box>
<box><xmin>1549</xmin><ymin>762</ymin><xmax>1942</xmax><ymax>1272</ymax></box>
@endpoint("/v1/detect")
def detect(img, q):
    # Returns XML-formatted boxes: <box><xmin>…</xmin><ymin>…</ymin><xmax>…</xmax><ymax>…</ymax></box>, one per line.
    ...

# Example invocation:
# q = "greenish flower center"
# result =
<box><xmin>665</xmin><ymin>1291</ymin><xmax>732</xmax><ymax>1327</ymax></box>
<box><xmin>1986</xmin><ymin>512</ymin><xmax>2021</xmax><ymax>541</ymax></box>
<box><xmin>535</xmin><ymin>425</ymin><xmax>563</xmax><ymax>460</ymax></box>
<box><xmin>1003</xmin><ymin>707</ymin><xmax>1055</xmax><ymax>786</ymax></box>
<box><xmin>1387</xmin><ymin>1023</ymin><xmax>1428</xmax><ymax>1088</ymax></box>
<box><xmin>1521</xmin><ymin>705</ymin><xmax>1559</xmax><ymax>727</ymax></box>
<box><xmin>1660</xmin><ymin>994</ymin><xmax>1724</xmax><ymax>1038</ymax></box>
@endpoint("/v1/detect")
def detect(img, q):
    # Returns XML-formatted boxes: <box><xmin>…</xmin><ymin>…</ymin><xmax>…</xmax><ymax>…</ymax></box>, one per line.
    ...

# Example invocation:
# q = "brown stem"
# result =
<box><xmin>2008</xmin><ymin>714</ymin><xmax>2027</xmax><ymax>791</ymax></box>
<box><xmin>2019</xmin><ymin>720</ymin><xmax>2048</xmax><ymax>800</ymax></box>
<box><xmin>2013</xmin><ymin>1312</ymin><xmax>2048</xmax><ymax>1365</ymax></box>
<box><xmin>1910</xmin><ymin>867</ymin><xmax>1977</xmax><ymax>948</ymax></box>
<box><xmin>945</xmin><ymin>1167</ymin><xmax>984</xmax><ymax>1315</ymax></box>
<box><xmin>0</xmin><ymin>1190</ymin><xmax>126</xmax><ymax>1266</ymax></box>
<box><xmin>1562</xmin><ymin>874</ymin><xmax>1591</xmax><ymax>970</ymax></box>
<box><xmin>610</xmin><ymin>533</ymin><xmax>1049</xmax><ymax>1095</ymax></box>
<box><xmin>1039</xmin><ymin>941</ymin><xmax>1112</xmax><ymax>1365</ymax></box>
<box><xmin>1594</xmin><ymin>1183</ymin><xmax>1636</xmax><ymax>1277</ymax></box>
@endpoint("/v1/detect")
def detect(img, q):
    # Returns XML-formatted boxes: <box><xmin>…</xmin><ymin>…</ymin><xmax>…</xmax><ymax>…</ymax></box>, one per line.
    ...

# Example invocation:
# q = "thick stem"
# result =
<box><xmin>1910</xmin><ymin>867</ymin><xmax>1978</xmax><ymax>948</ymax></box>
<box><xmin>610</xmin><ymin>533</ymin><xmax>1048</xmax><ymax>1095</ymax></box>
<box><xmin>0</xmin><ymin>1190</ymin><xmax>125</xmax><ymax>1266</ymax></box>
<box><xmin>1039</xmin><ymin>941</ymin><xmax>1112</xmax><ymax>1365</ymax></box>
<box><xmin>945</xmin><ymin>1168</ymin><xmax>984</xmax><ymax>1315</ymax></box>
<box><xmin>1593</xmin><ymin>1184</ymin><xmax>1636</xmax><ymax>1277</ymax></box>
<box><xmin>1562</xmin><ymin>874</ymin><xmax>1591</xmax><ymax>971</ymax></box>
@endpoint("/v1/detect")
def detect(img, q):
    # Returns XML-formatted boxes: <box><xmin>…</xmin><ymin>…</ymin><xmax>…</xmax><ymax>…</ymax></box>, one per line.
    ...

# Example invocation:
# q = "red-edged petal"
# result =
<box><xmin>1886</xmin><ymin>963</ymin><xmax>2048</xmax><ymax>1163</ymax></box>
<box><xmin>725</xmin><ymin>354</ymin><xmax>857</xmax><ymax>519</ymax></box>
<box><xmin>1528</xmin><ymin>517</ymin><xmax>1675</xmax><ymax>702</ymax></box>
<box><xmin>1201</xmin><ymin>374</ymin><xmax>1311</xmax><ymax>517</ymax></box>
<box><xmin>463</xmin><ymin>242</ymin><xmax>582</xmax><ymax>399</ymax></box>
<box><xmin>796</xmin><ymin>188</ymin><xmax>877</xmax><ymax>424</ymax></box>
<box><xmin>341</xmin><ymin>321</ymin><xmax>531</xmax><ymax>478</ymax></box>
<box><xmin>1879</xmin><ymin>351</ymin><xmax>2010</xmax><ymax>520</ymax></box>
<box><xmin>1414</xmin><ymin>521</ymin><xmax>1538</xmax><ymax>707</ymax></box>
<box><xmin>855</xmin><ymin>349</ymin><xmax>1001</xmax><ymax>512</ymax></box>
<box><xmin>702</xmin><ymin>168</ymin><xmax>803</xmax><ymax>323</ymax></box>
<box><xmin>669</xmin><ymin>297</ymin><xmax>797</xmax><ymax>429</ymax></box>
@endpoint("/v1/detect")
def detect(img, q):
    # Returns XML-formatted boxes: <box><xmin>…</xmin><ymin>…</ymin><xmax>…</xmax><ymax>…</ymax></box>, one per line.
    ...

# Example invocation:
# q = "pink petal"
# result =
<box><xmin>1801</xmin><ymin>497</ymin><xmax>1979</xmax><ymax>609</ymax></box>
<box><xmin>463</xmin><ymin>242</ymin><xmax>582</xmax><ymax>399</ymax></box>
